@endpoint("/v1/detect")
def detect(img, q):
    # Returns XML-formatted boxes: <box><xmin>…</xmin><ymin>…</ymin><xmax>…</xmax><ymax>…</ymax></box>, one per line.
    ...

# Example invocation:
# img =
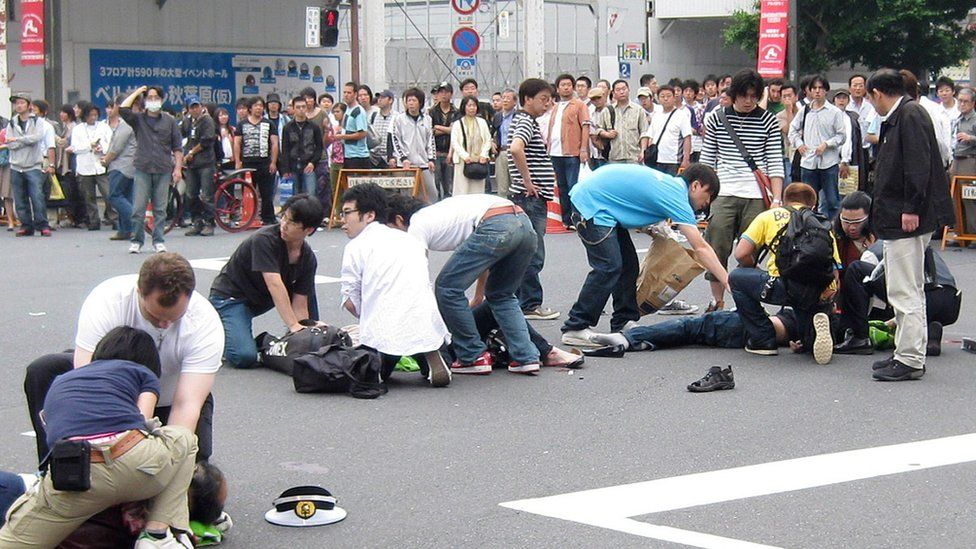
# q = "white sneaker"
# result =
<box><xmin>153</xmin><ymin>243</ymin><xmax>167</xmax><ymax>253</ymax></box>
<box><xmin>657</xmin><ymin>300</ymin><xmax>700</xmax><ymax>315</ymax></box>
<box><xmin>128</xmin><ymin>242</ymin><xmax>141</xmax><ymax>254</ymax></box>
<box><xmin>134</xmin><ymin>529</ymin><xmax>193</xmax><ymax>548</ymax></box>
<box><xmin>812</xmin><ymin>312</ymin><xmax>833</xmax><ymax>365</ymax></box>
<box><xmin>561</xmin><ymin>328</ymin><xmax>602</xmax><ymax>347</ymax></box>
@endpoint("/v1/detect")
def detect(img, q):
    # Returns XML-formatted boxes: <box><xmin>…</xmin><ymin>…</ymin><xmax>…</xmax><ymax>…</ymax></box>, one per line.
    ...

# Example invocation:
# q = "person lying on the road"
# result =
<box><xmin>588</xmin><ymin>309</ymin><xmax>798</xmax><ymax>355</ymax></box>
<box><xmin>386</xmin><ymin>193</ymin><xmax>584</xmax><ymax>371</ymax></box>
<box><xmin>209</xmin><ymin>193</ymin><xmax>325</xmax><ymax>369</ymax></box>
<box><xmin>338</xmin><ymin>183</ymin><xmax>452</xmax><ymax>387</ymax></box>
<box><xmin>834</xmin><ymin>242</ymin><xmax>961</xmax><ymax>357</ymax></box>
<box><xmin>388</xmin><ymin>192</ymin><xmax>542</xmax><ymax>375</ymax></box>
<box><xmin>559</xmin><ymin>163</ymin><xmax>730</xmax><ymax>348</ymax></box>
<box><xmin>0</xmin><ymin>327</ymin><xmax>198</xmax><ymax>549</ymax></box>
<box><xmin>24</xmin><ymin>253</ymin><xmax>223</xmax><ymax>464</ymax></box>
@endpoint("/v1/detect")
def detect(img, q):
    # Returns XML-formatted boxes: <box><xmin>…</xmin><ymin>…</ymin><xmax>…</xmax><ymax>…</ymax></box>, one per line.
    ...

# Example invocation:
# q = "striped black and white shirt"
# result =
<box><xmin>507</xmin><ymin>111</ymin><xmax>555</xmax><ymax>200</ymax></box>
<box><xmin>700</xmin><ymin>106</ymin><xmax>785</xmax><ymax>199</ymax></box>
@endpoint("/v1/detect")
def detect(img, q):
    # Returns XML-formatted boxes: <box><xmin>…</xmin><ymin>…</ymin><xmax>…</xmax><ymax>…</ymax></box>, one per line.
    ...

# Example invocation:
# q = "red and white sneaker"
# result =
<box><xmin>508</xmin><ymin>361</ymin><xmax>540</xmax><ymax>375</ymax></box>
<box><xmin>450</xmin><ymin>351</ymin><xmax>493</xmax><ymax>375</ymax></box>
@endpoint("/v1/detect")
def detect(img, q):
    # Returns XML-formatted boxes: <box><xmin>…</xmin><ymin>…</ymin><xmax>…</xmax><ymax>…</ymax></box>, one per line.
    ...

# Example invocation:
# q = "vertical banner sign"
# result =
<box><xmin>20</xmin><ymin>0</ymin><xmax>44</xmax><ymax>66</ymax></box>
<box><xmin>756</xmin><ymin>0</ymin><xmax>787</xmax><ymax>78</ymax></box>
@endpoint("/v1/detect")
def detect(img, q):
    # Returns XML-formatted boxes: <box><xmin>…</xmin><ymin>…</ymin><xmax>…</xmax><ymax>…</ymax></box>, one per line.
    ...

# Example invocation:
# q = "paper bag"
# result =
<box><xmin>636</xmin><ymin>232</ymin><xmax>705</xmax><ymax>315</ymax></box>
<box><xmin>838</xmin><ymin>166</ymin><xmax>859</xmax><ymax>196</ymax></box>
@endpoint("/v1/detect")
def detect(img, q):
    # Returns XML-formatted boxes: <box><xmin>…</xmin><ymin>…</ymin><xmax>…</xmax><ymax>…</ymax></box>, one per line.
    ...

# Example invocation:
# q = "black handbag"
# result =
<box><xmin>459</xmin><ymin>119</ymin><xmax>489</xmax><ymax>180</ymax></box>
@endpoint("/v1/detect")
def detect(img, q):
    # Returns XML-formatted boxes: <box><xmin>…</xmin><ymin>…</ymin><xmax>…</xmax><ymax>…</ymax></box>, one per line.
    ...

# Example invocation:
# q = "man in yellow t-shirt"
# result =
<box><xmin>729</xmin><ymin>183</ymin><xmax>840</xmax><ymax>364</ymax></box>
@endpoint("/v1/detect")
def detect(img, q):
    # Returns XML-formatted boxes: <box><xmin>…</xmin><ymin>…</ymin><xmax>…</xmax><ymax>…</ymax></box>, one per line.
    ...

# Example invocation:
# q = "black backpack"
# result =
<box><xmin>767</xmin><ymin>206</ymin><xmax>835</xmax><ymax>307</ymax></box>
<box><xmin>256</xmin><ymin>324</ymin><xmax>351</xmax><ymax>376</ymax></box>
<box><xmin>292</xmin><ymin>345</ymin><xmax>387</xmax><ymax>399</ymax></box>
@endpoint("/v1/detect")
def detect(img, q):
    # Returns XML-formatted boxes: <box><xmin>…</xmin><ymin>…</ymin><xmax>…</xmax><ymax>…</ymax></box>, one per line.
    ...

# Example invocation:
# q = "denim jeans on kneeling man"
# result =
<box><xmin>435</xmin><ymin>213</ymin><xmax>539</xmax><ymax>365</ymax></box>
<box><xmin>209</xmin><ymin>294</ymin><xmax>271</xmax><ymax>369</ymax></box>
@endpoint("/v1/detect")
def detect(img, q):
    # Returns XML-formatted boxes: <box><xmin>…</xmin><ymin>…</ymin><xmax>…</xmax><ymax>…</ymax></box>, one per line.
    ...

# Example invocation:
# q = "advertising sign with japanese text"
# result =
<box><xmin>757</xmin><ymin>0</ymin><xmax>788</xmax><ymax>78</ymax></box>
<box><xmin>20</xmin><ymin>0</ymin><xmax>44</xmax><ymax>66</ymax></box>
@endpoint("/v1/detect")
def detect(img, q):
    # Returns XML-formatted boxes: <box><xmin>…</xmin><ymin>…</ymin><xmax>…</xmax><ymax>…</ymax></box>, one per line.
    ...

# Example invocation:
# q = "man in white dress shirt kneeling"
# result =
<box><xmin>339</xmin><ymin>183</ymin><xmax>452</xmax><ymax>387</ymax></box>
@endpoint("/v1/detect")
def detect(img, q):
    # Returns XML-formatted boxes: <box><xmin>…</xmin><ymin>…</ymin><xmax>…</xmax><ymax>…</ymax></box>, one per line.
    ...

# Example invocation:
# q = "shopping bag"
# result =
<box><xmin>636</xmin><ymin>230</ymin><xmax>704</xmax><ymax>315</ymax></box>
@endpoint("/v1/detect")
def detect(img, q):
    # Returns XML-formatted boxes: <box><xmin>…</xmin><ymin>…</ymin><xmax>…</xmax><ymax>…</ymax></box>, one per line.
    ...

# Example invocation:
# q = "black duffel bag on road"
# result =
<box><xmin>256</xmin><ymin>323</ymin><xmax>351</xmax><ymax>376</ymax></box>
<box><xmin>293</xmin><ymin>345</ymin><xmax>387</xmax><ymax>399</ymax></box>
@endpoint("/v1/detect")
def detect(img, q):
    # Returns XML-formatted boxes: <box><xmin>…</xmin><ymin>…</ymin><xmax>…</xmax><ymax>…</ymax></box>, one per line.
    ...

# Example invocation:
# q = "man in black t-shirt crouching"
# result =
<box><xmin>209</xmin><ymin>194</ymin><xmax>325</xmax><ymax>368</ymax></box>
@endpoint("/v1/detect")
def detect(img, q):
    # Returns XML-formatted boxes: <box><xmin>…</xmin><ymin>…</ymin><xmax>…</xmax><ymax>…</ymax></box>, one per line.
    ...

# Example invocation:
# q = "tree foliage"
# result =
<box><xmin>722</xmin><ymin>0</ymin><xmax>976</xmax><ymax>79</ymax></box>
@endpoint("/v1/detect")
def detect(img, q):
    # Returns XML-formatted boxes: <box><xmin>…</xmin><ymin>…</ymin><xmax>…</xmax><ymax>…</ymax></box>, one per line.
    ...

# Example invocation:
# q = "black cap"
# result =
<box><xmin>432</xmin><ymin>81</ymin><xmax>453</xmax><ymax>93</ymax></box>
<box><xmin>266</xmin><ymin>93</ymin><xmax>283</xmax><ymax>106</ymax></box>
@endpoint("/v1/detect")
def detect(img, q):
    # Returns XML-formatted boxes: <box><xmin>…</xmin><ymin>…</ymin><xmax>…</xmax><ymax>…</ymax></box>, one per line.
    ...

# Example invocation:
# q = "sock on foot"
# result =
<box><xmin>592</xmin><ymin>332</ymin><xmax>629</xmax><ymax>349</ymax></box>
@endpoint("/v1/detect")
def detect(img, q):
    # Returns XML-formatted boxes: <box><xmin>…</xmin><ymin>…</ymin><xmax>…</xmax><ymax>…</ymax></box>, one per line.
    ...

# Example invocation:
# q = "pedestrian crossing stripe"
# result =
<box><xmin>189</xmin><ymin>257</ymin><xmax>342</xmax><ymax>284</ymax></box>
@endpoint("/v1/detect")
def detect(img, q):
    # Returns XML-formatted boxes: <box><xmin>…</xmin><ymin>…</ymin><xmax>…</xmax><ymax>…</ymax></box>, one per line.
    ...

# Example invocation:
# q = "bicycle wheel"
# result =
<box><xmin>144</xmin><ymin>185</ymin><xmax>184</xmax><ymax>235</ymax></box>
<box><xmin>214</xmin><ymin>179</ymin><xmax>258</xmax><ymax>232</ymax></box>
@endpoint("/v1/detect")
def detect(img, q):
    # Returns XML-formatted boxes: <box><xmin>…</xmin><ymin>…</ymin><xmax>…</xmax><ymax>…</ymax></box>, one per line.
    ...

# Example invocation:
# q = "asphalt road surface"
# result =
<box><xmin>1</xmin><ymin>223</ymin><xmax>974</xmax><ymax>549</ymax></box>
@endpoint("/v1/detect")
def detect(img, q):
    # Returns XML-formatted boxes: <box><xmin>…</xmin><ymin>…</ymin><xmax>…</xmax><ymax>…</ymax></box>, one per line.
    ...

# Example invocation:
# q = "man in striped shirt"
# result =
<box><xmin>507</xmin><ymin>78</ymin><xmax>559</xmax><ymax>321</ymax></box>
<box><xmin>700</xmin><ymin>69</ymin><xmax>785</xmax><ymax>311</ymax></box>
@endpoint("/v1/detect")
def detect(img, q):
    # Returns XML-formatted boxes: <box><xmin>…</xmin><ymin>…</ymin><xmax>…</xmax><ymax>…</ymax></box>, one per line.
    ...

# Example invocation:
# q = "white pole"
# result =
<box><xmin>523</xmin><ymin>0</ymin><xmax>545</xmax><ymax>79</ymax></box>
<box><xmin>361</xmin><ymin>0</ymin><xmax>386</xmax><ymax>90</ymax></box>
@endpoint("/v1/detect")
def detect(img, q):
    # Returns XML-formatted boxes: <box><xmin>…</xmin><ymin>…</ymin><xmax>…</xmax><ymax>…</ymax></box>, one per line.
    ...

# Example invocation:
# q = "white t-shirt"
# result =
<box><xmin>643</xmin><ymin>107</ymin><xmax>692</xmax><ymax>164</ymax></box>
<box><xmin>74</xmin><ymin>275</ymin><xmax>224</xmax><ymax>407</ymax></box>
<box><xmin>549</xmin><ymin>101</ymin><xmax>569</xmax><ymax>156</ymax></box>
<box><xmin>408</xmin><ymin>194</ymin><xmax>514</xmax><ymax>252</ymax></box>
<box><xmin>341</xmin><ymin>222</ymin><xmax>448</xmax><ymax>355</ymax></box>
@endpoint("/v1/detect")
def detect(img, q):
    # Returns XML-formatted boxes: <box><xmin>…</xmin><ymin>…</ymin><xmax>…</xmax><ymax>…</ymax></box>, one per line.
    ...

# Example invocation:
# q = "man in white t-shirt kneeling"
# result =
<box><xmin>23</xmin><ymin>253</ymin><xmax>224</xmax><ymax>464</ymax></box>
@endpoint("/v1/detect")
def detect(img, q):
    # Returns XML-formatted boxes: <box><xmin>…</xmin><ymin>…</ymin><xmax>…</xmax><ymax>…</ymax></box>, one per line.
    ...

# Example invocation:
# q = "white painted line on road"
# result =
<box><xmin>21</xmin><ymin>431</ymin><xmax>35</xmax><ymax>438</ymax></box>
<box><xmin>637</xmin><ymin>248</ymin><xmax>648</xmax><ymax>254</ymax></box>
<box><xmin>189</xmin><ymin>257</ymin><xmax>341</xmax><ymax>284</ymax></box>
<box><xmin>500</xmin><ymin>433</ymin><xmax>976</xmax><ymax>548</ymax></box>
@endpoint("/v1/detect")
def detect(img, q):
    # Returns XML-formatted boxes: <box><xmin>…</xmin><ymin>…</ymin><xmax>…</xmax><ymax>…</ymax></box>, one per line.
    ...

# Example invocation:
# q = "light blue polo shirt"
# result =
<box><xmin>343</xmin><ymin>105</ymin><xmax>369</xmax><ymax>158</ymax></box>
<box><xmin>569</xmin><ymin>164</ymin><xmax>697</xmax><ymax>228</ymax></box>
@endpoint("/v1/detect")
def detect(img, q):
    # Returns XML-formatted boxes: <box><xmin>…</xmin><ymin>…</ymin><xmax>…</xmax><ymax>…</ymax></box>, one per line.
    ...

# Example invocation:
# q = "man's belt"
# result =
<box><xmin>481</xmin><ymin>205</ymin><xmax>524</xmax><ymax>223</ymax></box>
<box><xmin>90</xmin><ymin>430</ymin><xmax>146</xmax><ymax>463</ymax></box>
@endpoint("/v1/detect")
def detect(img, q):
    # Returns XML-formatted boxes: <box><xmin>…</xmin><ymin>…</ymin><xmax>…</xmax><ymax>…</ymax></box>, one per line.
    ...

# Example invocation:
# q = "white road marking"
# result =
<box><xmin>189</xmin><ymin>257</ymin><xmax>341</xmax><ymax>284</ymax></box>
<box><xmin>500</xmin><ymin>433</ymin><xmax>976</xmax><ymax>548</ymax></box>
<box><xmin>637</xmin><ymin>248</ymin><xmax>648</xmax><ymax>254</ymax></box>
<box><xmin>21</xmin><ymin>431</ymin><xmax>35</xmax><ymax>437</ymax></box>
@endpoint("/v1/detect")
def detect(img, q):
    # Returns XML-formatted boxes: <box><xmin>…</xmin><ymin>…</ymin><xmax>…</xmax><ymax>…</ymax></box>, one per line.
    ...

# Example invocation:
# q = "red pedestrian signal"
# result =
<box><xmin>321</xmin><ymin>9</ymin><xmax>339</xmax><ymax>47</ymax></box>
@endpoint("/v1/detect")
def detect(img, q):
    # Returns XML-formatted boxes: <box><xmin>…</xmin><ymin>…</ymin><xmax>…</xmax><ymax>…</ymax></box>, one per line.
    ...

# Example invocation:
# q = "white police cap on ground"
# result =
<box><xmin>264</xmin><ymin>486</ymin><xmax>347</xmax><ymax>527</ymax></box>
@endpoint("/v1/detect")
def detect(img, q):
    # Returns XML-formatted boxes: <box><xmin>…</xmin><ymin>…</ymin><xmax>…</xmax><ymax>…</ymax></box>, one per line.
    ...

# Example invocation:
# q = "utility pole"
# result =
<box><xmin>350</xmin><ymin>0</ymin><xmax>360</xmax><ymax>83</ymax></box>
<box><xmin>787</xmin><ymin>0</ymin><xmax>798</xmax><ymax>81</ymax></box>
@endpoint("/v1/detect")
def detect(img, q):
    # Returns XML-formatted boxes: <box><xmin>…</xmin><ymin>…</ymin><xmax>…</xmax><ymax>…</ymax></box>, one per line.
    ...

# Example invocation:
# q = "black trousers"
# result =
<box><xmin>242</xmin><ymin>160</ymin><xmax>275</xmax><ymax>224</ymax></box>
<box><xmin>839</xmin><ymin>260</ymin><xmax>962</xmax><ymax>338</ymax></box>
<box><xmin>24</xmin><ymin>352</ymin><xmax>214</xmax><ymax>465</ymax></box>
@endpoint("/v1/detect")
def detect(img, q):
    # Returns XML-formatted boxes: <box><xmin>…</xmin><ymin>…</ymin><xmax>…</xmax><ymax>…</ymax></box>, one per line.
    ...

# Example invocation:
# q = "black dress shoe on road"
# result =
<box><xmin>834</xmin><ymin>334</ymin><xmax>874</xmax><ymax>355</ymax></box>
<box><xmin>873</xmin><ymin>359</ymin><xmax>925</xmax><ymax>381</ymax></box>
<box><xmin>581</xmin><ymin>344</ymin><xmax>626</xmax><ymax>358</ymax></box>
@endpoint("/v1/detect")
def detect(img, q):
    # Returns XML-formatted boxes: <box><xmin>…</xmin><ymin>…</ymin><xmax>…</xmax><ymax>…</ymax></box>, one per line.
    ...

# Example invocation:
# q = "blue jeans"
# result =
<box><xmin>563</xmin><ymin>216</ymin><xmax>640</xmax><ymax>333</ymax></box>
<box><xmin>11</xmin><ymin>169</ymin><xmax>48</xmax><ymax>232</ymax></box>
<box><xmin>131</xmin><ymin>170</ymin><xmax>172</xmax><ymax>245</ymax></box>
<box><xmin>209</xmin><ymin>294</ymin><xmax>271</xmax><ymax>368</ymax></box>
<box><xmin>294</xmin><ymin>171</ymin><xmax>317</xmax><ymax>196</ymax></box>
<box><xmin>509</xmin><ymin>193</ymin><xmax>548</xmax><ymax>311</ymax></box>
<box><xmin>184</xmin><ymin>165</ymin><xmax>216</xmax><ymax>225</ymax></box>
<box><xmin>783</xmin><ymin>157</ymin><xmax>793</xmax><ymax>183</ymax></box>
<box><xmin>800</xmin><ymin>164</ymin><xmax>840</xmax><ymax>220</ymax></box>
<box><xmin>0</xmin><ymin>471</ymin><xmax>26</xmax><ymax>527</ymax></box>
<box><xmin>624</xmin><ymin>311</ymin><xmax>746</xmax><ymax>350</ymax></box>
<box><xmin>551</xmin><ymin>156</ymin><xmax>580</xmax><ymax>226</ymax></box>
<box><xmin>435</xmin><ymin>213</ymin><xmax>538</xmax><ymax>364</ymax></box>
<box><xmin>108</xmin><ymin>170</ymin><xmax>134</xmax><ymax>234</ymax></box>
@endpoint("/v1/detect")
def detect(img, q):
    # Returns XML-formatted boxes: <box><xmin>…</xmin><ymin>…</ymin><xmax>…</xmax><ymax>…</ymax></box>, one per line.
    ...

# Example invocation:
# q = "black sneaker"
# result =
<box><xmin>745</xmin><ymin>340</ymin><xmax>778</xmax><ymax>356</ymax></box>
<box><xmin>872</xmin><ymin>356</ymin><xmax>895</xmax><ymax>370</ymax></box>
<box><xmin>873</xmin><ymin>359</ymin><xmax>925</xmax><ymax>381</ymax></box>
<box><xmin>687</xmin><ymin>365</ymin><xmax>735</xmax><ymax>392</ymax></box>
<box><xmin>926</xmin><ymin>321</ymin><xmax>942</xmax><ymax>357</ymax></box>
<box><xmin>834</xmin><ymin>333</ymin><xmax>874</xmax><ymax>355</ymax></box>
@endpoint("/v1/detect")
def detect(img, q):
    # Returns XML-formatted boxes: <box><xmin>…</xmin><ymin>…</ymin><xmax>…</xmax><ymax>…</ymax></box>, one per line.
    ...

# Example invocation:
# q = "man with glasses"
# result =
<box><xmin>950</xmin><ymin>87</ymin><xmax>976</xmax><ymax>179</ymax></box>
<box><xmin>209</xmin><ymin>194</ymin><xmax>325</xmax><ymax>369</ymax></box>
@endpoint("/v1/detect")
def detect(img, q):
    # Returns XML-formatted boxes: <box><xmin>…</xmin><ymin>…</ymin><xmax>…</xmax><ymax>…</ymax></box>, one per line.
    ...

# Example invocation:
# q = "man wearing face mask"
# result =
<box><xmin>120</xmin><ymin>85</ymin><xmax>184</xmax><ymax>254</ymax></box>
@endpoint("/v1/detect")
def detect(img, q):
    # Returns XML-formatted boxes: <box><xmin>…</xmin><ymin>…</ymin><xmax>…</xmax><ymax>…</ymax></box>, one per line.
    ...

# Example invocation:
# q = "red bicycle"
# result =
<box><xmin>143</xmin><ymin>169</ymin><xmax>259</xmax><ymax>234</ymax></box>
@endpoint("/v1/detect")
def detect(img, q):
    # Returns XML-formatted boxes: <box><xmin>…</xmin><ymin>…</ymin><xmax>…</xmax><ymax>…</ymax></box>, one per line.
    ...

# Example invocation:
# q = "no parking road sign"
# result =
<box><xmin>452</xmin><ymin>27</ymin><xmax>481</xmax><ymax>58</ymax></box>
<box><xmin>451</xmin><ymin>0</ymin><xmax>480</xmax><ymax>15</ymax></box>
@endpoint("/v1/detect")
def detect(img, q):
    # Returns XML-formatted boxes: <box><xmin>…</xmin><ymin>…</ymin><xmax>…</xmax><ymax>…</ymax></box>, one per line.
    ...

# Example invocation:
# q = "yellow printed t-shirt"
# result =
<box><xmin>740</xmin><ymin>204</ymin><xmax>841</xmax><ymax>279</ymax></box>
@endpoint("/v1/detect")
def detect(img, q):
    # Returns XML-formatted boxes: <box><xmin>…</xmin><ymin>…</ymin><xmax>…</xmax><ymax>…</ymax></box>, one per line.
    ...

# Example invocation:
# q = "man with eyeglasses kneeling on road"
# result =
<box><xmin>209</xmin><ymin>194</ymin><xmax>326</xmax><ymax>369</ymax></box>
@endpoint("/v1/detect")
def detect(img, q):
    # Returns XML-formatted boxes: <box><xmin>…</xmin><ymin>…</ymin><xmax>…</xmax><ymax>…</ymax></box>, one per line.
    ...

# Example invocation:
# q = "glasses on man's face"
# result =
<box><xmin>339</xmin><ymin>209</ymin><xmax>359</xmax><ymax>219</ymax></box>
<box><xmin>840</xmin><ymin>216</ymin><xmax>868</xmax><ymax>225</ymax></box>
<box><xmin>959</xmin><ymin>98</ymin><xmax>974</xmax><ymax>104</ymax></box>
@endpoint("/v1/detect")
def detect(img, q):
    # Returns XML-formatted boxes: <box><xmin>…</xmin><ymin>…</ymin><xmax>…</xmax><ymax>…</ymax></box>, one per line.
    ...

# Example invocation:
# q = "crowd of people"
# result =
<box><xmin>0</xmin><ymin>64</ymin><xmax>970</xmax><ymax>547</ymax></box>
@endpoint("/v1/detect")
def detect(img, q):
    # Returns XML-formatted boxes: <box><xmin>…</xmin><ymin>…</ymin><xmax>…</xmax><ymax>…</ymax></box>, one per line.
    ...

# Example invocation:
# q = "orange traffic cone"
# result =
<box><xmin>546</xmin><ymin>184</ymin><xmax>570</xmax><ymax>234</ymax></box>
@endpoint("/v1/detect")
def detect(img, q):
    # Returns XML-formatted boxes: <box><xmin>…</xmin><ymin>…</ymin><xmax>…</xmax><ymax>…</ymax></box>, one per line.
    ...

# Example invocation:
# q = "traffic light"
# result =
<box><xmin>321</xmin><ymin>9</ymin><xmax>339</xmax><ymax>47</ymax></box>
